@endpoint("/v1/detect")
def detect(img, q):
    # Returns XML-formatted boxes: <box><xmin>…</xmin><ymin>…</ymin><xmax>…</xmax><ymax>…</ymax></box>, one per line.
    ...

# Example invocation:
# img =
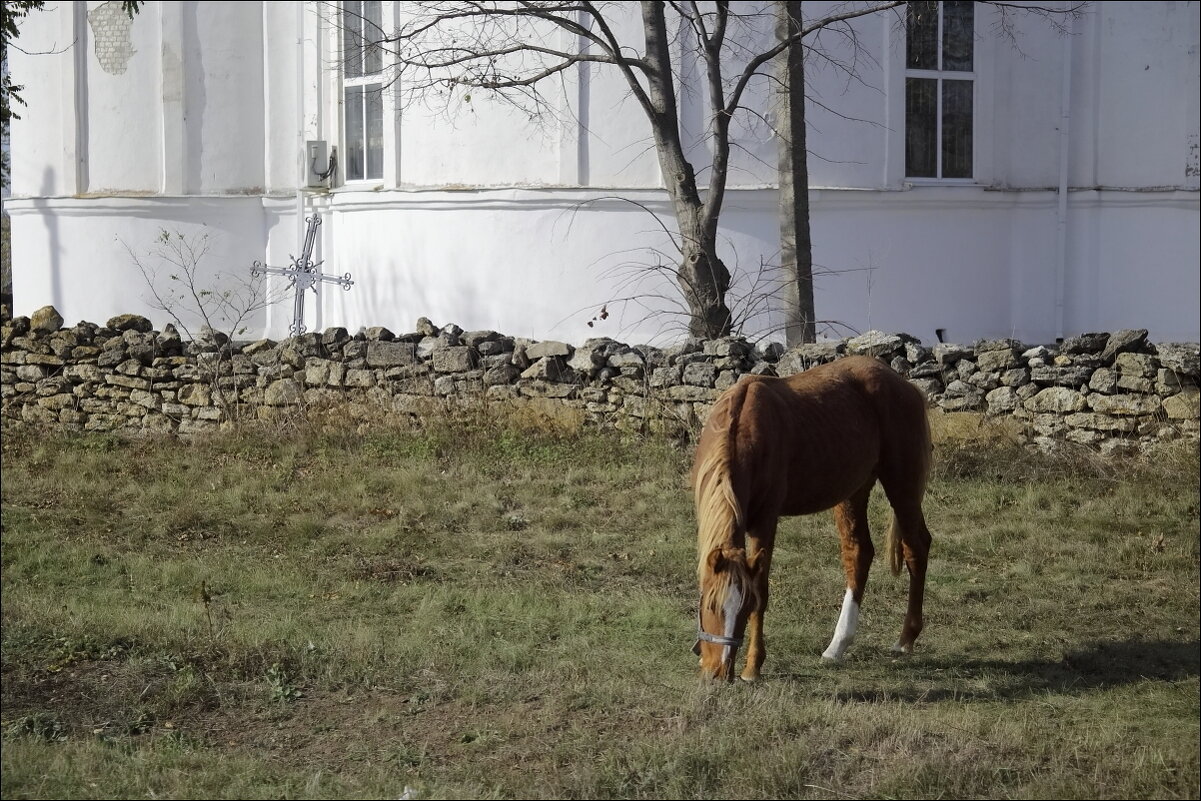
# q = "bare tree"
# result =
<box><xmin>775</xmin><ymin>0</ymin><xmax>816</xmax><ymax>345</ymax></box>
<box><xmin>126</xmin><ymin>229</ymin><xmax>290</xmax><ymax>417</ymax></box>
<box><xmin>327</xmin><ymin>1</ymin><xmax>1083</xmax><ymax>341</ymax></box>
<box><xmin>326</xmin><ymin>1</ymin><xmax>911</xmax><ymax>339</ymax></box>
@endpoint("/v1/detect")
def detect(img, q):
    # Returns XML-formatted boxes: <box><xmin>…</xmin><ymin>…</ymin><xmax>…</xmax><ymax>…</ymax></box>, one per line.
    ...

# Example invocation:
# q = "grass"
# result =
<box><xmin>1</xmin><ymin>411</ymin><xmax>1198</xmax><ymax>799</ymax></box>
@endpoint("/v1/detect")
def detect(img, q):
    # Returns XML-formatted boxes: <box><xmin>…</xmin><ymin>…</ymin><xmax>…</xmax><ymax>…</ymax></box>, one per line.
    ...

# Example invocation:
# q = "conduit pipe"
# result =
<box><xmin>296</xmin><ymin>1</ymin><xmax>306</xmax><ymax>322</ymax></box>
<box><xmin>1053</xmin><ymin>14</ymin><xmax>1075</xmax><ymax>341</ymax></box>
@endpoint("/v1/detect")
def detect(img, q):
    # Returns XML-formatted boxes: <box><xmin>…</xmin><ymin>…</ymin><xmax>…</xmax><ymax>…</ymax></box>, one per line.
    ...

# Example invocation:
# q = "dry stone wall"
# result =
<box><xmin>2</xmin><ymin>306</ymin><xmax>1198</xmax><ymax>453</ymax></box>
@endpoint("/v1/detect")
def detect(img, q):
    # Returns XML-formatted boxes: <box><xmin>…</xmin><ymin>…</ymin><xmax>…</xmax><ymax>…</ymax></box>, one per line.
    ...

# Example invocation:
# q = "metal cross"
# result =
<box><xmin>251</xmin><ymin>214</ymin><xmax>353</xmax><ymax>336</ymax></box>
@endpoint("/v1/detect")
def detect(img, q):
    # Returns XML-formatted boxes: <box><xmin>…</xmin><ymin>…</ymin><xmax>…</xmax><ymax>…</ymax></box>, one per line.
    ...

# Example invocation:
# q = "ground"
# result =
<box><xmin>2</xmin><ymin>416</ymin><xmax>1198</xmax><ymax>798</ymax></box>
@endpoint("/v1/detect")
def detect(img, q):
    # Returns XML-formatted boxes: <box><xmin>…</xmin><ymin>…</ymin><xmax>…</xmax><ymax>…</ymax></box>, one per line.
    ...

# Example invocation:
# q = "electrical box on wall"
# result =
<box><xmin>306</xmin><ymin>140</ymin><xmax>331</xmax><ymax>188</ymax></box>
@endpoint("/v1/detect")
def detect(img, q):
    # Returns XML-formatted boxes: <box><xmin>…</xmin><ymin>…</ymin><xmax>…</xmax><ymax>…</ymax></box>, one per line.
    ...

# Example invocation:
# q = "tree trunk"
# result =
<box><xmin>675</xmin><ymin>200</ymin><xmax>734</xmax><ymax>340</ymax></box>
<box><xmin>776</xmin><ymin>0</ymin><xmax>816</xmax><ymax>344</ymax></box>
<box><xmin>641</xmin><ymin>1</ymin><xmax>733</xmax><ymax>339</ymax></box>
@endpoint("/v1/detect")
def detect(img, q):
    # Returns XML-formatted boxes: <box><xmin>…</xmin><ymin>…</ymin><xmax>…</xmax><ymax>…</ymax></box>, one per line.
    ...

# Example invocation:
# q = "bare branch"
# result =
<box><xmin>724</xmin><ymin>2</ymin><xmax>905</xmax><ymax>118</ymax></box>
<box><xmin>317</xmin><ymin>0</ymin><xmax>1086</xmax><ymax>340</ymax></box>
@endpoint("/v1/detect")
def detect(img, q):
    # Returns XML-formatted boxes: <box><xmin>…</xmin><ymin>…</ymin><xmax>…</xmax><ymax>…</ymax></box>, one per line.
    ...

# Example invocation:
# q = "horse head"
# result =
<box><xmin>694</xmin><ymin>546</ymin><xmax>760</xmax><ymax>682</ymax></box>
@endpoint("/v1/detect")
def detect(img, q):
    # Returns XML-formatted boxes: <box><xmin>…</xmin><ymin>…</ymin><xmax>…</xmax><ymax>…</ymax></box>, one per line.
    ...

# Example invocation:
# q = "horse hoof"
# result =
<box><xmin>820</xmin><ymin>650</ymin><xmax>844</xmax><ymax>662</ymax></box>
<box><xmin>739</xmin><ymin>672</ymin><xmax>760</xmax><ymax>683</ymax></box>
<box><xmin>891</xmin><ymin>642</ymin><xmax>913</xmax><ymax>655</ymax></box>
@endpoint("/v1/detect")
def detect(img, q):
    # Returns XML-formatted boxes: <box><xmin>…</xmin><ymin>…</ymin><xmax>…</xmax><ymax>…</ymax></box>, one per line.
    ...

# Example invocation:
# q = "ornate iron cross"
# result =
<box><xmin>251</xmin><ymin>214</ymin><xmax>353</xmax><ymax>336</ymax></box>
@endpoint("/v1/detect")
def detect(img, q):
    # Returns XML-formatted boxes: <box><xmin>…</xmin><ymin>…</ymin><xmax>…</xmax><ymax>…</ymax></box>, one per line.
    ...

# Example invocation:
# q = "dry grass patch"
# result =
<box><xmin>2</xmin><ymin>420</ymin><xmax>1197</xmax><ymax>799</ymax></box>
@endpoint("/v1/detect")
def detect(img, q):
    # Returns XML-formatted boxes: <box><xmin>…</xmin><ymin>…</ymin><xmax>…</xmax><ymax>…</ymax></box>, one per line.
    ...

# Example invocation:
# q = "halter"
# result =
<box><xmin>691</xmin><ymin>608</ymin><xmax>744</xmax><ymax>655</ymax></box>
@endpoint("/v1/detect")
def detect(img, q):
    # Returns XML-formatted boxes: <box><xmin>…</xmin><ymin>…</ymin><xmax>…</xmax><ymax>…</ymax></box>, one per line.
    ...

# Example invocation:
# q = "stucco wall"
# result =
<box><xmin>6</xmin><ymin>184</ymin><xmax>1199</xmax><ymax>346</ymax></box>
<box><xmin>5</xmin><ymin>2</ymin><xmax>1199</xmax><ymax>347</ymax></box>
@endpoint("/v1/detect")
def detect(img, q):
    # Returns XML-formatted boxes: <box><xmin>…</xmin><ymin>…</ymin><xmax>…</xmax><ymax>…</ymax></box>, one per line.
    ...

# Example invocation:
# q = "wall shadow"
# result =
<box><xmin>33</xmin><ymin>166</ymin><xmax>63</xmax><ymax>313</ymax></box>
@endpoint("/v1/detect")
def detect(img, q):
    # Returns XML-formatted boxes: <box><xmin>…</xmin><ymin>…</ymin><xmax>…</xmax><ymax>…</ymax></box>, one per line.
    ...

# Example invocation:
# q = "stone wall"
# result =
<box><xmin>2</xmin><ymin>305</ymin><xmax>1198</xmax><ymax>453</ymax></box>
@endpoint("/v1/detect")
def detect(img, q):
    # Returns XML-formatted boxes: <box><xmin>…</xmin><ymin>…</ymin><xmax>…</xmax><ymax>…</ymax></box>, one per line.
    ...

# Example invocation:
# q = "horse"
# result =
<box><xmin>691</xmin><ymin>354</ymin><xmax>934</xmax><ymax>682</ymax></box>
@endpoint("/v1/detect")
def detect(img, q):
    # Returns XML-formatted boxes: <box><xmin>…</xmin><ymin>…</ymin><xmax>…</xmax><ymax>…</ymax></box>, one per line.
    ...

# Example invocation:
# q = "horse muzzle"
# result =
<box><xmin>694</xmin><ymin>629</ymin><xmax>743</xmax><ymax>681</ymax></box>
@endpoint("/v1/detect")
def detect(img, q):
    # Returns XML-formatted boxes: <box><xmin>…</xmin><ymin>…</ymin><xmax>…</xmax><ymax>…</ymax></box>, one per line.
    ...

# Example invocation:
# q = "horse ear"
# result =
<box><xmin>706</xmin><ymin>547</ymin><xmax>727</xmax><ymax>573</ymax></box>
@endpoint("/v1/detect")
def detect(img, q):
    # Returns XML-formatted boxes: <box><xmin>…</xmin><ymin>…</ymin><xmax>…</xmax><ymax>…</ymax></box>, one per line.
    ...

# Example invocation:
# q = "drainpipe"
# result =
<box><xmin>296</xmin><ymin>2</ymin><xmax>306</xmax><ymax>334</ymax></box>
<box><xmin>1053</xmin><ymin>16</ymin><xmax>1074</xmax><ymax>341</ymax></box>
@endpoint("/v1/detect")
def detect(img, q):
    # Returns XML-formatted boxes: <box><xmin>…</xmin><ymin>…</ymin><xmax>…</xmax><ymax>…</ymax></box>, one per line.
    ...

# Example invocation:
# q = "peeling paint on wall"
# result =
<box><xmin>87</xmin><ymin>2</ymin><xmax>135</xmax><ymax>76</ymax></box>
<box><xmin>1187</xmin><ymin>133</ymin><xmax>1200</xmax><ymax>178</ymax></box>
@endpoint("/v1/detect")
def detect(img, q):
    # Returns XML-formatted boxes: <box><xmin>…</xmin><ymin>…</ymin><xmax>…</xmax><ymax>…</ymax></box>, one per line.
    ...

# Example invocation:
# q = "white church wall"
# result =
<box><xmin>317</xmin><ymin>189</ymin><xmax>690</xmax><ymax>341</ymax></box>
<box><xmin>675</xmin><ymin>5</ymin><xmax>779</xmax><ymax>189</ymax></box>
<box><xmin>84</xmin><ymin>1</ymin><xmax>162</xmax><ymax>193</ymax></box>
<box><xmin>804</xmin><ymin>190</ymin><xmax>1015</xmax><ymax>344</ymax></box>
<box><xmin>8</xmin><ymin>182</ymin><xmax>1200</xmax><ymax>346</ymax></box>
<box><xmin>988</xmin><ymin>7</ymin><xmax>1064</xmax><ymax>190</ymax></box>
<box><xmin>797</xmin><ymin>6</ymin><xmax>893</xmax><ymax>190</ymax></box>
<box><xmin>1064</xmin><ymin>192</ymin><xmax>1201</xmax><ymax>342</ymax></box>
<box><xmin>182</xmin><ymin>2</ymin><xmax>266</xmax><ymax>194</ymax></box>
<box><xmin>384</xmin><ymin>7</ymin><xmax>578</xmax><ymax>189</ymax></box>
<box><xmin>398</xmin><ymin>102</ymin><xmax>564</xmax><ymax>188</ymax></box>
<box><xmin>9</xmin><ymin>5</ymin><xmax>73</xmax><ymax>197</ymax></box>
<box><xmin>263</xmin><ymin>3</ymin><xmax>301</xmax><ymax>193</ymax></box>
<box><xmin>572</xmin><ymin>10</ymin><xmax>663</xmax><ymax>188</ymax></box>
<box><xmin>7</xmin><ymin>197</ymin><xmax>271</xmax><ymax>336</ymax></box>
<box><xmin>13</xmin><ymin>2</ymin><xmax>1196</xmax><ymax>195</ymax></box>
<box><xmin>5</xmin><ymin>2</ymin><xmax>1198</xmax><ymax>346</ymax></box>
<box><xmin>1092</xmin><ymin>3</ymin><xmax>1198</xmax><ymax>189</ymax></box>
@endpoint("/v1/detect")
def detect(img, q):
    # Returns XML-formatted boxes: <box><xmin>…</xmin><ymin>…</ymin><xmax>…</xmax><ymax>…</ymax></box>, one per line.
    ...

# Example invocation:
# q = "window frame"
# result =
<box><xmin>902</xmin><ymin>1</ymin><xmax>979</xmax><ymax>184</ymax></box>
<box><xmin>334</xmin><ymin>0</ymin><xmax>398</xmax><ymax>188</ymax></box>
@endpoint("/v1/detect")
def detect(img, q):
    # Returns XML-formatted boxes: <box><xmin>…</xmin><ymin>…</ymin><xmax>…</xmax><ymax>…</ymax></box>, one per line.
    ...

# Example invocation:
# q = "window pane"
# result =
<box><xmin>942</xmin><ymin>1</ymin><xmax>974</xmax><ymax>71</ymax></box>
<box><xmin>942</xmin><ymin>79</ymin><xmax>972</xmax><ymax>178</ymax></box>
<box><xmin>365</xmin><ymin>84</ymin><xmax>384</xmax><ymax>179</ymax></box>
<box><xmin>342</xmin><ymin>1</ymin><xmax>363</xmax><ymax>79</ymax></box>
<box><xmin>906</xmin><ymin>78</ymin><xmax>937</xmax><ymax>177</ymax></box>
<box><xmin>345</xmin><ymin>86</ymin><xmax>365</xmax><ymax>181</ymax></box>
<box><xmin>907</xmin><ymin>2</ymin><xmax>938</xmax><ymax>70</ymax></box>
<box><xmin>363</xmin><ymin>0</ymin><xmax>383</xmax><ymax>76</ymax></box>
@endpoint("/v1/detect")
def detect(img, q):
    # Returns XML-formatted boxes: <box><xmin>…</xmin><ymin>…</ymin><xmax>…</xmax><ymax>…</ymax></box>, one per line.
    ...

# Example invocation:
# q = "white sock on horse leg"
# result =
<box><xmin>821</xmin><ymin>588</ymin><xmax>859</xmax><ymax>661</ymax></box>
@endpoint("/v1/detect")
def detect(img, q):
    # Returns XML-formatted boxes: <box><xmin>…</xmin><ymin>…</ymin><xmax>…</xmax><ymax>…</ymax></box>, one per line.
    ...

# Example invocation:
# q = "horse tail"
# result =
<box><xmin>693</xmin><ymin>392</ymin><xmax>749</xmax><ymax>579</ymax></box>
<box><xmin>886</xmin><ymin>380</ymin><xmax>934</xmax><ymax>577</ymax></box>
<box><xmin>886</xmin><ymin>515</ymin><xmax>905</xmax><ymax>577</ymax></box>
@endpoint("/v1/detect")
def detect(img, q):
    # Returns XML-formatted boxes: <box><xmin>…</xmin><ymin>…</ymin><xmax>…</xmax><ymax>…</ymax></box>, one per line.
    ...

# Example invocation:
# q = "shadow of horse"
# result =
<box><xmin>802</xmin><ymin>638</ymin><xmax>1201</xmax><ymax>704</ymax></box>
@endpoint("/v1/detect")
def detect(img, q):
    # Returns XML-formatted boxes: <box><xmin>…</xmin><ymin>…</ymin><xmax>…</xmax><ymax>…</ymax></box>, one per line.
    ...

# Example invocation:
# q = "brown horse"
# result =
<box><xmin>691</xmin><ymin>355</ymin><xmax>933</xmax><ymax>682</ymax></box>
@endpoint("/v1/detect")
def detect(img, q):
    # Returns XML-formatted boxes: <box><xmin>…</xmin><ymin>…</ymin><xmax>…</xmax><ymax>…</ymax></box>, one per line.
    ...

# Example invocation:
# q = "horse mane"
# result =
<box><xmin>693</xmin><ymin>387</ymin><xmax>749</xmax><ymax>582</ymax></box>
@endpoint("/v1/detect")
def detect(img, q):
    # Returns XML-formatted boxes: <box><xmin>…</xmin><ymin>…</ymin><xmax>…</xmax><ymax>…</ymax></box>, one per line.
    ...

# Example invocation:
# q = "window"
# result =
<box><xmin>342</xmin><ymin>1</ymin><xmax>385</xmax><ymax>182</ymax></box>
<box><xmin>905</xmin><ymin>1</ymin><xmax>974</xmax><ymax>179</ymax></box>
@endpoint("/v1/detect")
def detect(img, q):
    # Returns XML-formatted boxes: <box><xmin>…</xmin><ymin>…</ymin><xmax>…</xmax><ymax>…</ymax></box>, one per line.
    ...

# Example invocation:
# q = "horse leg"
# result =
<box><xmin>740</xmin><ymin>518</ymin><xmax>777</xmax><ymax>682</ymax></box>
<box><xmin>889</xmin><ymin>503</ymin><xmax>932</xmax><ymax>654</ymax></box>
<box><xmin>822</xmin><ymin>480</ymin><xmax>876</xmax><ymax>662</ymax></box>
